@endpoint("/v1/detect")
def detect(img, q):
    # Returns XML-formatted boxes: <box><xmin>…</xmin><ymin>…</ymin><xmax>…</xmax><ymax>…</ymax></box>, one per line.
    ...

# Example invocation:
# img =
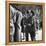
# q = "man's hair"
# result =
<box><xmin>31</xmin><ymin>10</ymin><xmax>34</xmax><ymax>16</ymax></box>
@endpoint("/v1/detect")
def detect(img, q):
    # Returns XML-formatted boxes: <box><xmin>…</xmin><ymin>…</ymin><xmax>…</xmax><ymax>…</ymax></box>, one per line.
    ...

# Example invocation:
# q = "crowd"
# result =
<box><xmin>10</xmin><ymin>5</ymin><xmax>42</xmax><ymax>42</ymax></box>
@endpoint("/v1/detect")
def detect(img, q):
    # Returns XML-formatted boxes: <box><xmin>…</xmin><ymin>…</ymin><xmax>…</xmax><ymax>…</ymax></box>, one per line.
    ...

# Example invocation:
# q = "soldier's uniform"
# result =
<box><xmin>21</xmin><ymin>15</ymin><xmax>35</xmax><ymax>41</ymax></box>
<box><xmin>25</xmin><ymin>16</ymin><xmax>35</xmax><ymax>41</ymax></box>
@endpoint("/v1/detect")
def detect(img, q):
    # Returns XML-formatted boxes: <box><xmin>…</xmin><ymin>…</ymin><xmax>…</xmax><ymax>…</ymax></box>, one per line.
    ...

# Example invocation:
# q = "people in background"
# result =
<box><xmin>10</xmin><ymin>5</ymin><xmax>41</xmax><ymax>42</ymax></box>
<box><xmin>10</xmin><ymin>5</ymin><xmax>15</xmax><ymax>42</ymax></box>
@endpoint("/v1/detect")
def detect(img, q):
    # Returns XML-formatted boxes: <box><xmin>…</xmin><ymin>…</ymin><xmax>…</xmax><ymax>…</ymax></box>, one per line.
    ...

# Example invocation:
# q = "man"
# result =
<box><xmin>21</xmin><ymin>14</ymin><xmax>26</xmax><ymax>40</ymax></box>
<box><xmin>10</xmin><ymin>5</ymin><xmax>15</xmax><ymax>42</ymax></box>
<box><xmin>24</xmin><ymin>10</ymin><xmax>35</xmax><ymax>41</ymax></box>
<box><xmin>10</xmin><ymin>5</ymin><xmax>23</xmax><ymax>42</ymax></box>
<box><xmin>13</xmin><ymin>9</ymin><xmax>23</xmax><ymax>42</ymax></box>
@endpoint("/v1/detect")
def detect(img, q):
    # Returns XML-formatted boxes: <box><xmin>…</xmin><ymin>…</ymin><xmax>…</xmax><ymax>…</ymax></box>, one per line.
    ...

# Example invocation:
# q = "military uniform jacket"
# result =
<box><xmin>23</xmin><ymin>16</ymin><xmax>35</xmax><ymax>33</ymax></box>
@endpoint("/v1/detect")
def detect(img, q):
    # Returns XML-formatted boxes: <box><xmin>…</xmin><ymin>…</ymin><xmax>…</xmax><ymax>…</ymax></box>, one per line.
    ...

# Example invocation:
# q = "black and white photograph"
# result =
<box><xmin>10</xmin><ymin>3</ymin><xmax>43</xmax><ymax>42</ymax></box>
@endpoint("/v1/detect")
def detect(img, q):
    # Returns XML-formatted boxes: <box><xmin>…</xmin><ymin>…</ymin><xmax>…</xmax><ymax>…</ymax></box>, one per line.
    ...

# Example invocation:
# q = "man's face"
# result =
<box><xmin>28</xmin><ymin>10</ymin><xmax>32</xmax><ymax>16</ymax></box>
